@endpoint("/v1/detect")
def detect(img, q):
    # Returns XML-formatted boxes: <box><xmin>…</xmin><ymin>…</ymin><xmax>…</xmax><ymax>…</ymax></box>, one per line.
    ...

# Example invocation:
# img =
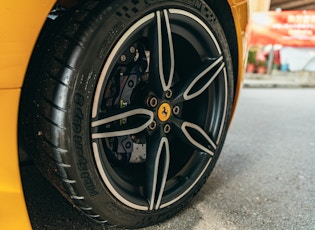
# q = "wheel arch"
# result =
<box><xmin>209</xmin><ymin>0</ymin><xmax>239</xmax><ymax>88</ymax></box>
<box><xmin>206</xmin><ymin>0</ymin><xmax>248</xmax><ymax>121</ymax></box>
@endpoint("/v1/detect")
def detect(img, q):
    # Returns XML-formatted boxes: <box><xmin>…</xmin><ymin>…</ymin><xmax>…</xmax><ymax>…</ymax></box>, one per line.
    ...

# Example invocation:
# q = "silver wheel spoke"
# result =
<box><xmin>156</xmin><ymin>10</ymin><xmax>175</xmax><ymax>92</ymax></box>
<box><xmin>91</xmin><ymin>108</ymin><xmax>154</xmax><ymax>139</ymax></box>
<box><xmin>179</xmin><ymin>121</ymin><xmax>216</xmax><ymax>156</ymax></box>
<box><xmin>146</xmin><ymin>135</ymin><xmax>170</xmax><ymax>210</ymax></box>
<box><xmin>174</xmin><ymin>56</ymin><xmax>224</xmax><ymax>103</ymax></box>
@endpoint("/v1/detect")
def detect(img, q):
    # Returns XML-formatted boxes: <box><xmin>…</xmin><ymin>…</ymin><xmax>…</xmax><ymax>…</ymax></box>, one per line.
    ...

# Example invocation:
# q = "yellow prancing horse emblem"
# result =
<box><xmin>158</xmin><ymin>103</ymin><xmax>171</xmax><ymax>122</ymax></box>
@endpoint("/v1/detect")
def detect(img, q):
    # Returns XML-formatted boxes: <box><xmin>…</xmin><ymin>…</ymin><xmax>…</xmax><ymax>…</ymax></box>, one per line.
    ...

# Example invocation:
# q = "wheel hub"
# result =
<box><xmin>157</xmin><ymin>102</ymin><xmax>171</xmax><ymax>122</ymax></box>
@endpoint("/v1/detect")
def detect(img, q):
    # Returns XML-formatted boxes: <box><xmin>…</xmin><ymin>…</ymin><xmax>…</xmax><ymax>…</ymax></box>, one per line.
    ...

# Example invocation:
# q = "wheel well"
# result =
<box><xmin>206</xmin><ymin>0</ymin><xmax>239</xmax><ymax>99</ymax></box>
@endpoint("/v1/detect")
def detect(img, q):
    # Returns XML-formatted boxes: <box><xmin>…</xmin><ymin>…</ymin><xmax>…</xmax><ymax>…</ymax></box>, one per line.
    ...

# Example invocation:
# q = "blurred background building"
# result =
<box><xmin>245</xmin><ymin>0</ymin><xmax>315</xmax><ymax>87</ymax></box>
<box><xmin>270</xmin><ymin>0</ymin><xmax>315</xmax><ymax>10</ymax></box>
<box><xmin>249</xmin><ymin>0</ymin><xmax>315</xmax><ymax>12</ymax></box>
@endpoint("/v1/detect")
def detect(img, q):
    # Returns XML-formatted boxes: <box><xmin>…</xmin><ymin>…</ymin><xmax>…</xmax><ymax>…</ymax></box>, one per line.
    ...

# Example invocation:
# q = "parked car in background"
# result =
<box><xmin>0</xmin><ymin>0</ymin><xmax>248</xmax><ymax>228</ymax></box>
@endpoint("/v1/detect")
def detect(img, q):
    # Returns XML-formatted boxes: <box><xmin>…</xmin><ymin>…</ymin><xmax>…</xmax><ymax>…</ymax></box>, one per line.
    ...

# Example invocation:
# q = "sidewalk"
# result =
<box><xmin>244</xmin><ymin>70</ymin><xmax>315</xmax><ymax>88</ymax></box>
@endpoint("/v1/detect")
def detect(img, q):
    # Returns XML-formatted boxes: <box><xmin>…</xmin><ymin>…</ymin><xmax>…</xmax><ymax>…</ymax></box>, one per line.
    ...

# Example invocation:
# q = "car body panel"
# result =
<box><xmin>228</xmin><ymin>0</ymin><xmax>249</xmax><ymax>119</ymax></box>
<box><xmin>0</xmin><ymin>1</ymin><xmax>55</xmax><ymax>229</ymax></box>
<box><xmin>0</xmin><ymin>1</ymin><xmax>55</xmax><ymax>89</ymax></box>
<box><xmin>0</xmin><ymin>1</ymin><xmax>248</xmax><ymax>228</ymax></box>
<box><xmin>0</xmin><ymin>88</ymin><xmax>31</xmax><ymax>229</ymax></box>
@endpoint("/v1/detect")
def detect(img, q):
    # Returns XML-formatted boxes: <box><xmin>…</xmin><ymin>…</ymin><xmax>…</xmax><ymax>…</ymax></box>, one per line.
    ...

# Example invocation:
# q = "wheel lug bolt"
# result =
<box><xmin>120</xmin><ymin>55</ymin><xmax>127</xmax><ymax>62</ymax></box>
<box><xmin>148</xmin><ymin>120</ymin><xmax>157</xmax><ymax>131</ymax></box>
<box><xmin>130</xmin><ymin>46</ymin><xmax>136</xmax><ymax>54</ymax></box>
<box><xmin>173</xmin><ymin>106</ymin><xmax>180</xmax><ymax>115</ymax></box>
<box><xmin>141</xmin><ymin>72</ymin><xmax>149</xmax><ymax>81</ymax></box>
<box><xmin>164</xmin><ymin>124</ymin><xmax>171</xmax><ymax>134</ymax></box>
<box><xmin>165</xmin><ymin>89</ymin><xmax>173</xmax><ymax>99</ymax></box>
<box><xmin>147</xmin><ymin>96</ymin><xmax>158</xmax><ymax>108</ymax></box>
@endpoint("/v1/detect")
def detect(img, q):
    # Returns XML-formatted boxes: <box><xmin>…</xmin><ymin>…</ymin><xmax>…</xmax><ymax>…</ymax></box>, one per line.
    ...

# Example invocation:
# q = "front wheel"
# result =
<box><xmin>21</xmin><ymin>0</ymin><xmax>234</xmax><ymax>228</ymax></box>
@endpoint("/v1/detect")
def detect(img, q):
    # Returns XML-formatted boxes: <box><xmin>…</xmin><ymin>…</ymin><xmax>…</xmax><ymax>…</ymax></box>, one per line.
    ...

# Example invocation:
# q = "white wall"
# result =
<box><xmin>249</xmin><ymin>0</ymin><xmax>271</xmax><ymax>12</ymax></box>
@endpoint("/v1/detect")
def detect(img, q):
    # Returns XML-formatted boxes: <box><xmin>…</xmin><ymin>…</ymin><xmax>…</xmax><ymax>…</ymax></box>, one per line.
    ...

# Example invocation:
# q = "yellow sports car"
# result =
<box><xmin>0</xmin><ymin>0</ymin><xmax>248</xmax><ymax>228</ymax></box>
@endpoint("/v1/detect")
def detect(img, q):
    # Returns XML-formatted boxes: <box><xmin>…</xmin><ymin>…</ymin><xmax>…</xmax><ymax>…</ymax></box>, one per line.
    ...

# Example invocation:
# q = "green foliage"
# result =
<box><xmin>247</xmin><ymin>49</ymin><xmax>257</xmax><ymax>64</ymax></box>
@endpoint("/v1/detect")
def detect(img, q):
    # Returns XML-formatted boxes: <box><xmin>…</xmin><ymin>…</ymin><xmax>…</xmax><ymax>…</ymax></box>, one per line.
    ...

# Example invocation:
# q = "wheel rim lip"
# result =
<box><xmin>91</xmin><ymin>8</ymin><xmax>228</xmax><ymax>210</ymax></box>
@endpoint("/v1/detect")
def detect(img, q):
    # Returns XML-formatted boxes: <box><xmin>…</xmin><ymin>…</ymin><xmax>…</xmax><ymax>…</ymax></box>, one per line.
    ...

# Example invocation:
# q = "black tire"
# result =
<box><xmin>21</xmin><ymin>0</ymin><xmax>234</xmax><ymax>228</ymax></box>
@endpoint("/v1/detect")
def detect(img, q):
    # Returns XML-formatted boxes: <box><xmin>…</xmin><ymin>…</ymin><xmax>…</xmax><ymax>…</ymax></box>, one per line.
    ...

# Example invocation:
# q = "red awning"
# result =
<box><xmin>248</xmin><ymin>11</ymin><xmax>315</xmax><ymax>47</ymax></box>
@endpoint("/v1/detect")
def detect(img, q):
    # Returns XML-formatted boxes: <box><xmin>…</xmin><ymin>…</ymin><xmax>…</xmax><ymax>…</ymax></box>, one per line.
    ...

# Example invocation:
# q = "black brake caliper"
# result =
<box><xmin>104</xmin><ymin>43</ymin><xmax>149</xmax><ymax>165</ymax></box>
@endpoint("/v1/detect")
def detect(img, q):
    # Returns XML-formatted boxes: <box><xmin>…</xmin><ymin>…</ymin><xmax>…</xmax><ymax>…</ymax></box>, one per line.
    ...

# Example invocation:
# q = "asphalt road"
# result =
<box><xmin>21</xmin><ymin>88</ymin><xmax>315</xmax><ymax>230</ymax></box>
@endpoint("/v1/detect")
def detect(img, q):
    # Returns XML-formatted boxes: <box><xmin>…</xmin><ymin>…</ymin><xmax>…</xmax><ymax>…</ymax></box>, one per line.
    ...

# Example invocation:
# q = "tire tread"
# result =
<box><xmin>21</xmin><ymin>1</ymin><xmax>110</xmax><ymax>224</ymax></box>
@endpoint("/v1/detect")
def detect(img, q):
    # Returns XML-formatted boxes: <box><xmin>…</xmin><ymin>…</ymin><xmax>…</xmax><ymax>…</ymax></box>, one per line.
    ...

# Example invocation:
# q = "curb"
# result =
<box><xmin>244</xmin><ymin>72</ymin><xmax>315</xmax><ymax>88</ymax></box>
<box><xmin>243</xmin><ymin>80</ymin><xmax>315</xmax><ymax>88</ymax></box>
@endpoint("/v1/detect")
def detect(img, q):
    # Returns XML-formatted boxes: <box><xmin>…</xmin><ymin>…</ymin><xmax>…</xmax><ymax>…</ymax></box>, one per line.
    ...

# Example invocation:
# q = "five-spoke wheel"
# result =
<box><xmin>21</xmin><ymin>0</ymin><xmax>235</xmax><ymax>228</ymax></box>
<box><xmin>91</xmin><ymin>8</ymin><xmax>230</xmax><ymax>211</ymax></box>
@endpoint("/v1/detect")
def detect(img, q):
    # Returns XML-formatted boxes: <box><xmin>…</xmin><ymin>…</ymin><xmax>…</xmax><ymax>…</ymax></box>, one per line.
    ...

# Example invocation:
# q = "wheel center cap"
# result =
<box><xmin>158</xmin><ymin>103</ymin><xmax>171</xmax><ymax>122</ymax></box>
